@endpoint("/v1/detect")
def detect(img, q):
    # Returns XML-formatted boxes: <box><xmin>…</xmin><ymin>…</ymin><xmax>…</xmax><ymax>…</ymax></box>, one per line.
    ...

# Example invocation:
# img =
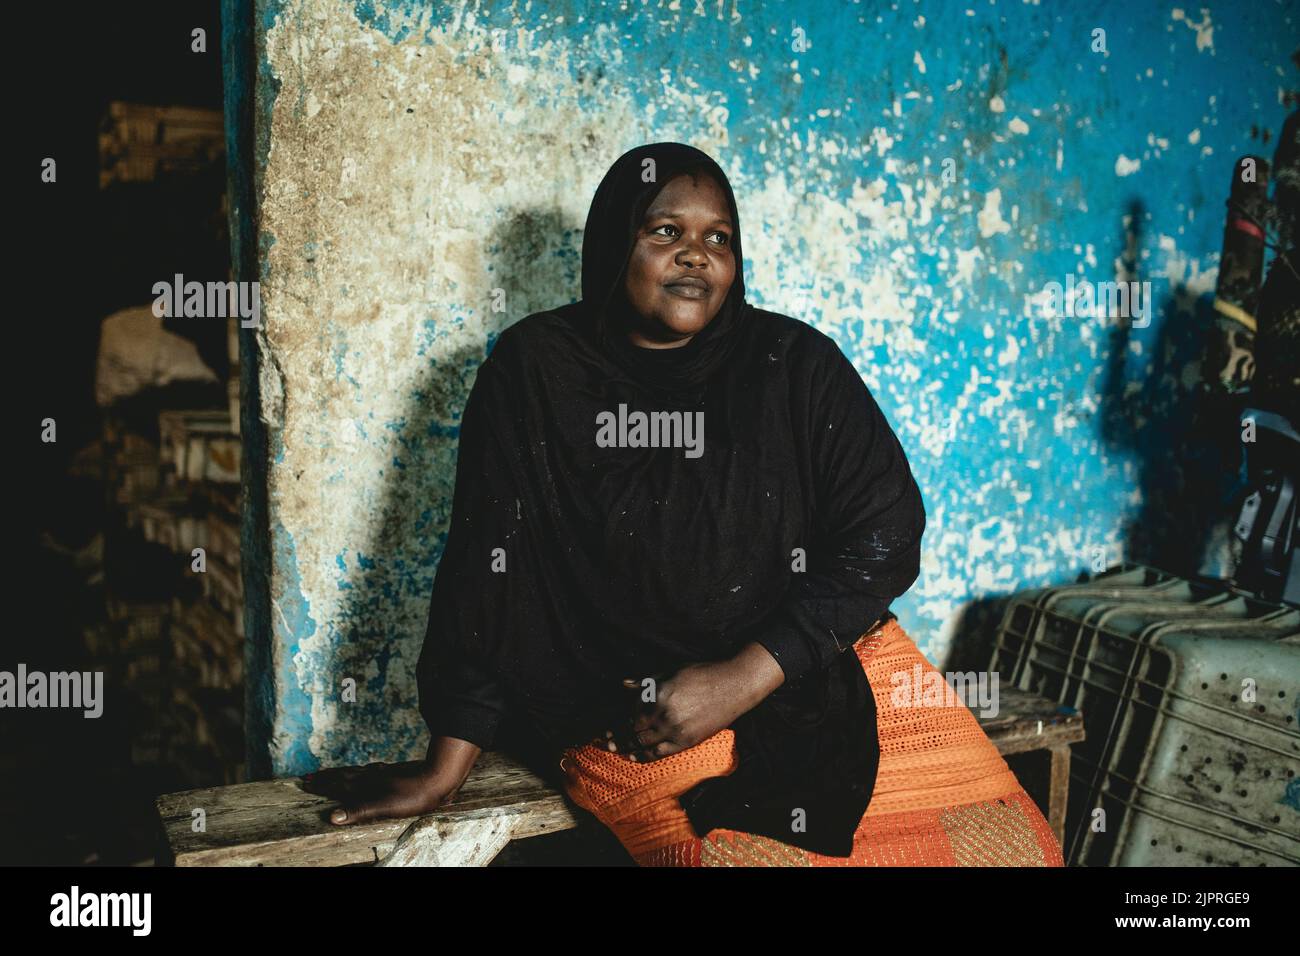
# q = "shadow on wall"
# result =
<box><xmin>1097</xmin><ymin>199</ymin><xmax>1244</xmax><ymax>579</ymax></box>
<box><xmin>941</xmin><ymin>593</ymin><xmax>1015</xmax><ymax>676</ymax></box>
<box><xmin>325</xmin><ymin>206</ymin><xmax>577</xmax><ymax>766</ymax></box>
<box><xmin>940</xmin><ymin>199</ymin><xmax>1247</xmax><ymax>675</ymax></box>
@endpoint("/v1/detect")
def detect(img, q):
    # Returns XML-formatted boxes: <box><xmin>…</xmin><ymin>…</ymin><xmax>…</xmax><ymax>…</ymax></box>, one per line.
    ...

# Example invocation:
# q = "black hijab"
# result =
<box><xmin>580</xmin><ymin>142</ymin><xmax>751</xmax><ymax>401</ymax></box>
<box><xmin>419</xmin><ymin>142</ymin><xmax>925</xmax><ymax>856</ymax></box>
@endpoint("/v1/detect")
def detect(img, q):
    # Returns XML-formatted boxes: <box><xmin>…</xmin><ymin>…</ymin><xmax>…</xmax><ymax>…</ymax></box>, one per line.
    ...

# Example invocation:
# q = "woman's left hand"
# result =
<box><xmin>598</xmin><ymin>642</ymin><xmax>786</xmax><ymax>762</ymax></box>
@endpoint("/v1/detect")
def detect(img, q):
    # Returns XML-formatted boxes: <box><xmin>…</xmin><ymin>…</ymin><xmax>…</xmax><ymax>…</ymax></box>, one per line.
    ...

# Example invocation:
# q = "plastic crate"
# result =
<box><xmin>989</xmin><ymin>564</ymin><xmax>1300</xmax><ymax>866</ymax></box>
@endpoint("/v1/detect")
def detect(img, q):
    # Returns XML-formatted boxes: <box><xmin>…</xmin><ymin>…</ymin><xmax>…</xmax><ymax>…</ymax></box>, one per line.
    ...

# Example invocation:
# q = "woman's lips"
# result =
<box><xmin>664</xmin><ymin>282</ymin><xmax>710</xmax><ymax>299</ymax></box>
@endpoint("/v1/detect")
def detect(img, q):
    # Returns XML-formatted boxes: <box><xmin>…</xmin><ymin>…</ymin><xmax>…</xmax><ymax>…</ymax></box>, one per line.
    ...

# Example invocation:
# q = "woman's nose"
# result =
<box><xmin>675</xmin><ymin>241</ymin><xmax>707</xmax><ymax>266</ymax></box>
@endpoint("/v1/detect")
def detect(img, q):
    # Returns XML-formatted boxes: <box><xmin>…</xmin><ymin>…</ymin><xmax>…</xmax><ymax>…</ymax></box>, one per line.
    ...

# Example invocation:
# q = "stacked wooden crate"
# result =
<box><xmin>105</xmin><ymin>593</ymin><xmax>171</xmax><ymax>768</ymax></box>
<box><xmin>89</xmin><ymin>99</ymin><xmax>241</xmax><ymax>807</ymax></box>
<box><xmin>154</xmin><ymin>406</ymin><xmax>245</xmax><ymax>788</ymax></box>
<box><xmin>203</xmin><ymin>486</ymin><xmax>243</xmax><ymax>637</ymax></box>
<box><xmin>167</xmin><ymin>594</ymin><xmax>245</xmax><ymax>788</ymax></box>
<box><xmin>103</xmin><ymin>421</ymin><xmax>161</xmax><ymax>507</ymax></box>
<box><xmin>132</xmin><ymin>496</ymin><xmax>207</xmax><ymax>554</ymax></box>
<box><xmin>97</xmin><ymin>386</ymin><xmax>245</xmax><ymax>789</ymax></box>
<box><xmin>159</xmin><ymin>409</ymin><xmax>241</xmax><ymax>484</ymax></box>
<box><xmin>97</xmin><ymin>102</ymin><xmax>225</xmax><ymax>189</ymax></box>
<box><xmin>169</xmin><ymin>596</ymin><xmax>243</xmax><ymax>690</ymax></box>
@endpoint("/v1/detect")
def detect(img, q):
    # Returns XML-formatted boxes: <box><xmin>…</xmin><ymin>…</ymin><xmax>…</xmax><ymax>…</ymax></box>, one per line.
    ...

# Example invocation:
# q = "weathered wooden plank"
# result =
<box><xmin>977</xmin><ymin>686</ymin><xmax>1086</xmax><ymax>755</ymax></box>
<box><xmin>378</xmin><ymin>816</ymin><xmax>517</xmax><ymax>867</ymax></box>
<box><xmin>157</xmin><ymin>751</ymin><xmax>580</xmax><ymax>867</ymax></box>
<box><xmin>1047</xmin><ymin>744</ymin><xmax>1072</xmax><ymax>845</ymax></box>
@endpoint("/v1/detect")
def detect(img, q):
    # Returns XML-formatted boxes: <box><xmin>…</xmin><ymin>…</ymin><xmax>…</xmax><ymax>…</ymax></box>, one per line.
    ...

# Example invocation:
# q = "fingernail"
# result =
<box><xmin>331</xmin><ymin>809</ymin><xmax>347</xmax><ymax>823</ymax></box>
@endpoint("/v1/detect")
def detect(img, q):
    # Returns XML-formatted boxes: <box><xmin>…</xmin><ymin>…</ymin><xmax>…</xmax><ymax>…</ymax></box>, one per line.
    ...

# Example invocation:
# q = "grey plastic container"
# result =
<box><xmin>989</xmin><ymin>564</ymin><xmax>1299</xmax><ymax>867</ymax></box>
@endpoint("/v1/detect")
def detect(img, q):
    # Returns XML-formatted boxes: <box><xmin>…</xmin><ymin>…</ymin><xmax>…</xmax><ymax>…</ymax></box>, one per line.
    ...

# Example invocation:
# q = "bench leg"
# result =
<box><xmin>1047</xmin><ymin>745</ymin><xmax>1070</xmax><ymax>850</ymax></box>
<box><xmin>377</xmin><ymin>815</ymin><xmax>517</xmax><ymax>867</ymax></box>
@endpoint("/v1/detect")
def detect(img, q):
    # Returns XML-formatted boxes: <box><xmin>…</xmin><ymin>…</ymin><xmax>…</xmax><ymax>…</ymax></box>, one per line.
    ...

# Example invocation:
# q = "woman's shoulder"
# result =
<box><xmin>482</xmin><ymin>304</ymin><xmax>587</xmax><ymax>371</ymax></box>
<box><xmin>744</xmin><ymin>306</ymin><xmax>850</xmax><ymax>371</ymax></box>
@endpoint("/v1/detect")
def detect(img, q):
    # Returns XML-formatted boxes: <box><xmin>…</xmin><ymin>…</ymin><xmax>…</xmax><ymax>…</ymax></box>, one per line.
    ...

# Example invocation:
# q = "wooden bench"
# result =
<box><xmin>156</xmin><ymin>688</ymin><xmax>1083</xmax><ymax>866</ymax></box>
<box><xmin>155</xmin><ymin>750</ymin><xmax>580</xmax><ymax>866</ymax></box>
<box><xmin>975</xmin><ymin>686</ymin><xmax>1086</xmax><ymax>846</ymax></box>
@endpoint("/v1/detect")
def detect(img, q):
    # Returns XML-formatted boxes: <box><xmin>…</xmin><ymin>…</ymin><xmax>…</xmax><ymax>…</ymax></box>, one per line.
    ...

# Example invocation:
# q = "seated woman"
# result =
<box><xmin>317</xmin><ymin>142</ymin><xmax>1064</xmax><ymax>867</ymax></box>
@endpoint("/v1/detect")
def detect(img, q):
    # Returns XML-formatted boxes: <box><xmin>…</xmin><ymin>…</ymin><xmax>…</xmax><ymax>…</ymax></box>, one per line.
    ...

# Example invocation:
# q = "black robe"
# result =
<box><xmin>417</xmin><ymin>143</ymin><xmax>926</xmax><ymax>856</ymax></box>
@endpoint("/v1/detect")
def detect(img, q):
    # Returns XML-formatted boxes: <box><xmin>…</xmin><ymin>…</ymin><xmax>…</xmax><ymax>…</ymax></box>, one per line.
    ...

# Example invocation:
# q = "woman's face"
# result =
<box><xmin>622</xmin><ymin>172</ymin><xmax>736</xmax><ymax>348</ymax></box>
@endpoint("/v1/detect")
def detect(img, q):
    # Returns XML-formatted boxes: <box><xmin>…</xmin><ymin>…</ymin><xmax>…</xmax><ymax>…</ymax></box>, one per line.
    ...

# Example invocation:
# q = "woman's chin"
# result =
<box><xmin>624</xmin><ymin>300</ymin><xmax>720</xmax><ymax>346</ymax></box>
<box><xmin>657</xmin><ymin>306</ymin><xmax>718</xmax><ymax>338</ymax></box>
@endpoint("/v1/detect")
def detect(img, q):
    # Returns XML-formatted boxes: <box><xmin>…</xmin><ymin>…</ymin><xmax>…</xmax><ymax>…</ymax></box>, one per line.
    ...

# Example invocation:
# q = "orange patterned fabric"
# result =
<box><xmin>559</xmin><ymin>619</ymin><xmax>1065</xmax><ymax>866</ymax></box>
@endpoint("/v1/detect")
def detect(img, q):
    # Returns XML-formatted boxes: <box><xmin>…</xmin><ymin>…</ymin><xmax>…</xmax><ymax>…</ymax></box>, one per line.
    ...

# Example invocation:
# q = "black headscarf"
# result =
<box><xmin>419</xmin><ymin>141</ymin><xmax>925</xmax><ymax>856</ymax></box>
<box><xmin>580</xmin><ymin>142</ymin><xmax>751</xmax><ymax>401</ymax></box>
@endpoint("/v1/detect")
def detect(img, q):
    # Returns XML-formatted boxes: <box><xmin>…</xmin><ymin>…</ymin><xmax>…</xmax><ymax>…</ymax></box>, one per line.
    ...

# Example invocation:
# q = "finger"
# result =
<box><xmin>329</xmin><ymin>789</ymin><xmax>406</xmax><ymax>826</ymax></box>
<box><xmin>609</xmin><ymin>690</ymin><xmax>664</xmax><ymax>754</ymax></box>
<box><xmin>632</xmin><ymin>742</ymin><xmax>657</xmax><ymax>762</ymax></box>
<box><xmin>615</xmin><ymin>722</ymin><xmax>662</xmax><ymax>761</ymax></box>
<box><xmin>635</xmin><ymin>733</ymin><xmax>679</xmax><ymax>762</ymax></box>
<box><xmin>330</xmin><ymin>802</ymin><xmax>377</xmax><ymax>826</ymax></box>
<box><xmin>646</xmin><ymin>738</ymin><xmax>683</xmax><ymax>760</ymax></box>
<box><xmin>629</xmin><ymin>724</ymin><xmax>670</xmax><ymax>758</ymax></box>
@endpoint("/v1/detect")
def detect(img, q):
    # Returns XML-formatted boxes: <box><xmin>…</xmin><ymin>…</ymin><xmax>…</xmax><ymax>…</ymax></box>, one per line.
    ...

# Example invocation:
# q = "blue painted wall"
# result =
<box><xmin>224</xmin><ymin>0</ymin><xmax>1297</xmax><ymax>774</ymax></box>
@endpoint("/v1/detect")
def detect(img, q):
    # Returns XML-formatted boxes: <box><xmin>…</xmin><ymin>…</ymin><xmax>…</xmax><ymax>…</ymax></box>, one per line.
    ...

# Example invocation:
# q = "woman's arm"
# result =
<box><xmin>748</xmin><ymin>338</ymin><xmax>926</xmax><ymax>683</ymax></box>
<box><xmin>417</xmin><ymin>621</ymin><xmax>508</xmax><ymax>751</ymax></box>
<box><xmin>415</xmin><ymin>356</ymin><xmax>520</xmax><ymax>750</ymax></box>
<box><xmin>305</xmin><ymin>735</ymin><xmax>482</xmax><ymax>825</ymax></box>
<box><xmin>321</xmin><ymin>352</ymin><xmax>525</xmax><ymax>823</ymax></box>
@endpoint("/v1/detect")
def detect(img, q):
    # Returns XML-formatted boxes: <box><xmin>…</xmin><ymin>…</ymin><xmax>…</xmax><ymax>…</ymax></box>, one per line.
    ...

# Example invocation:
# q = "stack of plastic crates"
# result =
<box><xmin>989</xmin><ymin>564</ymin><xmax>1299</xmax><ymax>866</ymax></box>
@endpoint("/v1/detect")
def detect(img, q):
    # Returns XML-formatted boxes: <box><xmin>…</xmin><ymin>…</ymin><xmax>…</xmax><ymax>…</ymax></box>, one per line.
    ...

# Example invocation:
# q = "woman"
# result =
<box><xmin>314</xmin><ymin>143</ymin><xmax>1064</xmax><ymax>867</ymax></box>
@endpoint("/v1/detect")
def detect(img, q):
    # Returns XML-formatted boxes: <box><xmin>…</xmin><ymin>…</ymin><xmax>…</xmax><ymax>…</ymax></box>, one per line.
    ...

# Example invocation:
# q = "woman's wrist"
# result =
<box><xmin>423</xmin><ymin>736</ymin><xmax>482</xmax><ymax>793</ymax></box>
<box><xmin>725</xmin><ymin>641</ymin><xmax>787</xmax><ymax>710</ymax></box>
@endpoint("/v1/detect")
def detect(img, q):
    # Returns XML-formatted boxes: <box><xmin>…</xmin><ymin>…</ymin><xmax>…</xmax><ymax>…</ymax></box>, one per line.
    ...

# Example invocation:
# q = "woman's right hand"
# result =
<box><xmin>302</xmin><ymin>737</ymin><xmax>482</xmax><ymax>826</ymax></box>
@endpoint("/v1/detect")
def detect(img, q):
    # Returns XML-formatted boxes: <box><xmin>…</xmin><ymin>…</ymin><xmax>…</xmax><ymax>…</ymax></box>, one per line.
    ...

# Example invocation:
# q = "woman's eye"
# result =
<box><xmin>650</xmin><ymin>225</ymin><xmax>730</xmax><ymax>247</ymax></box>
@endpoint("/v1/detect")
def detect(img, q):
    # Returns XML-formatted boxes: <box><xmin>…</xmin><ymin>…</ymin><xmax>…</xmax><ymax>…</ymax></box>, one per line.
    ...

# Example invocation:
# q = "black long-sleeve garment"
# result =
<box><xmin>417</xmin><ymin>143</ymin><xmax>926</xmax><ymax>857</ymax></box>
<box><xmin>416</xmin><ymin>302</ymin><xmax>926</xmax><ymax>856</ymax></box>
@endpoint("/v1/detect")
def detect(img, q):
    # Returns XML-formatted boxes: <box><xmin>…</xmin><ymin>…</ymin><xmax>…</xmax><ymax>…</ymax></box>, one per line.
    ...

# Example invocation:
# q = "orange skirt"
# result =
<box><xmin>559</xmin><ymin>618</ymin><xmax>1065</xmax><ymax>866</ymax></box>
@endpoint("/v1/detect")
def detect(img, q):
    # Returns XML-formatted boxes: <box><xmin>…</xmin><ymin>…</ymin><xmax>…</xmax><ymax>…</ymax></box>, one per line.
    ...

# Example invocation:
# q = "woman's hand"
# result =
<box><xmin>599</xmin><ymin>642</ymin><xmax>786</xmax><ymax>762</ymax></box>
<box><xmin>302</xmin><ymin>736</ymin><xmax>482</xmax><ymax>826</ymax></box>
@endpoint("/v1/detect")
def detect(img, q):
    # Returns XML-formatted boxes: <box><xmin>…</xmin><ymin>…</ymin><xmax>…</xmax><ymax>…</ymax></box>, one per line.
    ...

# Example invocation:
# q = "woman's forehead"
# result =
<box><xmin>643</xmin><ymin>174</ymin><xmax>732</xmax><ymax>219</ymax></box>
